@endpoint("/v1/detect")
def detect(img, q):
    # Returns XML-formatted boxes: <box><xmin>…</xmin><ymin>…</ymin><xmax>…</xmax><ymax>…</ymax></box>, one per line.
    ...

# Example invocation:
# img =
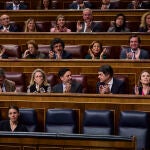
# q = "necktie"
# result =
<box><xmin>132</xmin><ymin>51</ymin><xmax>136</xmax><ymax>60</ymax></box>
<box><xmin>85</xmin><ymin>27</ymin><xmax>91</xmax><ymax>32</ymax></box>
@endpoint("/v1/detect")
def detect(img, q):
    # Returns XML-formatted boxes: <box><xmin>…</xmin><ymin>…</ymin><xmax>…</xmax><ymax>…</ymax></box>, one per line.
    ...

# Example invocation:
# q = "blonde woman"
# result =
<box><xmin>24</xmin><ymin>18</ymin><xmax>37</xmax><ymax>32</ymax></box>
<box><xmin>27</xmin><ymin>68</ymin><xmax>51</xmax><ymax>93</ymax></box>
<box><xmin>138</xmin><ymin>12</ymin><xmax>150</xmax><ymax>32</ymax></box>
<box><xmin>85</xmin><ymin>41</ymin><xmax>108</xmax><ymax>59</ymax></box>
<box><xmin>50</xmin><ymin>15</ymin><xmax>71</xmax><ymax>32</ymax></box>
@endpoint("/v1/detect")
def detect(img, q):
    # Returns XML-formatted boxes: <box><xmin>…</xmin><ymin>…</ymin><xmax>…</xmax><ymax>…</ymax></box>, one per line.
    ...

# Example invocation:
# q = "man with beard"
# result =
<box><xmin>49</xmin><ymin>38</ymin><xmax>72</xmax><ymax>59</ymax></box>
<box><xmin>52</xmin><ymin>68</ymin><xmax>82</xmax><ymax>93</ymax></box>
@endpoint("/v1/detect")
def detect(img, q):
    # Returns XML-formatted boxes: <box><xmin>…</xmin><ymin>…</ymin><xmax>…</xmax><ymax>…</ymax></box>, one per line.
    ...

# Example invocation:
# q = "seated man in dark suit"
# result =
<box><xmin>0</xmin><ymin>68</ymin><xmax>16</xmax><ymax>92</ymax></box>
<box><xmin>127</xmin><ymin>0</ymin><xmax>149</xmax><ymax>9</ymax></box>
<box><xmin>69</xmin><ymin>0</ymin><xmax>92</xmax><ymax>9</ymax></box>
<box><xmin>100</xmin><ymin>0</ymin><xmax>119</xmax><ymax>9</ymax></box>
<box><xmin>120</xmin><ymin>34</ymin><xmax>149</xmax><ymax>59</ymax></box>
<box><xmin>6</xmin><ymin>0</ymin><xmax>28</xmax><ymax>10</ymax></box>
<box><xmin>96</xmin><ymin>64</ymin><xmax>126</xmax><ymax>94</ymax></box>
<box><xmin>52</xmin><ymin>68</ymin><xmax>82</xmax><ymax>93</ymax></box>
<box><xmin>49</xmin><ymin>38</ymin><xmax>72</xmax><ymax>59</ymax></box>
<box><xmin>77</xmin><ymin>8</ymin><xmax>103</xmax><ymax>32</ymax></box>
<box><xmin>0</xmin><ymin>14</ymin><xmax>19</xmax><ymax>32</ymax></box>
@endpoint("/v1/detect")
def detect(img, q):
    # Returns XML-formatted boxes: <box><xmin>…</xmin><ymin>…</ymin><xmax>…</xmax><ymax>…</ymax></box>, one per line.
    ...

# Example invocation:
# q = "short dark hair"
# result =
<box><xmin>114</xmin><ymin>13</ymin><xmax>126</xmax><ymax>28</ymax></box>
<box><xmin>128</xmin><ymin>34</ymin><xmax>141</xmax><ymax>44</ymax></box>
<box><xmin>50</xmin><ymin>38</ymin><xmax>65</xmax><ymax>51</ymax></box>
<box><xmin>58</xmin><ymin>68</ymin><xmax>70</xmax><ymax>78</ymax></box>
<box><xmin>98</xmin><ymin>64</ymin><xmax>113</xmax><ymax>77</ymax></box>
<box><xmin>0</xmin><ymin>68</ymin><xmax>5</xmax><ymax>77</ymax></box>
<box><xmin>8</xmin><ymin>105</ymin><xmax>19</xmax><ymax>113</ymax></box>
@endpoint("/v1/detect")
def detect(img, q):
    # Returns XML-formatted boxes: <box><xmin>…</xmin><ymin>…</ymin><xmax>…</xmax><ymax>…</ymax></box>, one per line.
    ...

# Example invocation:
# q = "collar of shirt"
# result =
<box><xmin>1</xmin><ymin>83</ymin><xmax>6</xmax><ymax>92</ymax></box>
<box><xmin>13</xmin><ymin>3</ymin><xmax>20</xmax><ymax>10</ymax></box>
<box><xmin>106</xmin><ymin>4</ymin><xmax>110</xmax><ymax>9</ymax></box>
<box><xmin>107</xmin><ymin>77</ymin><xmax>113</xmax><ymax>91</ymax></box>
<box><xmin>63</xmin><ymin>83</ymin><xmax>66</xmax><ymax>92</ymax></box>
<box><xmin>84</xmin><ymin>22</ymin><xmax>92</xmax><ymax>32</ymax></box>
<box><xmin>3</xmin><ymin>25</ymin><xmax>10</xmax><ymax>31</ymax></box>
<box><xmin>131</xmin><ymin>49</ymin><xmax>138</xmax><ymax>53</ymax></box>
<box><xmin>77</xmin><ymin>4</ymin><xmax>80</xmax><ymax>10</ymax></box>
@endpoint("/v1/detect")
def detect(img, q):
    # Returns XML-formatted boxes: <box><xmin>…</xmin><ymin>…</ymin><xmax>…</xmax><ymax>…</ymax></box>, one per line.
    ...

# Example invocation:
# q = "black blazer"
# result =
<box><xmin>52</xmin><ymin>50</ymin><xmax>72</xmax><ymax>59</ymax></box>
<box><xmin>0</xmin><ymin>24</ymin><xmax>19</xmax><ymax>32</ymax></box>
<box><xmin>6</xmin><ymin>3</ymin><xmax>28</xmax><ymax>10</ymax></box>
<box><xmin>96</xmin><ymin>78</ymin><xmax>126</xmax><ymax>94</ymax></box>
<box><xmin>69</xmin><ymin>2</ymin><xmax>92</xmax><ymax>9</ymax></box>
<box><xmin>52</xmin><ymin>80</ymin><xmax>82</xmax><ymax>93</ymax></box>
<box><xmin>0</xmin><ymin>120</ymin><xmax>27</xmax><ymax>132</ymax></box>
<box><xmin>79</xmin><ymin>21</ymin><xmax>102</xmax><ymax>32</ymax></box>
<box><xmin>133</xmin><ymin>86</ymin><xmax>150</xmax><ymax>95</ymax></box>
<box><xmin>27</xmin><ymin>84</ymin><xmax>51</xmax><ymax>93</ymax></box>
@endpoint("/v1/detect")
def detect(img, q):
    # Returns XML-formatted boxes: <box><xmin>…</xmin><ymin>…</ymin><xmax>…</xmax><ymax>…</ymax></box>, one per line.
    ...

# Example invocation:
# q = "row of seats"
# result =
<box><xmin>2</xmin><ymin>44</ymin><xmax>150</xmax><ymax>59</ymax></box>
<box><xmin>5</xmin><ymin>71</ymin><xmax>88</xmax><ymax>93</ymax></box>
<box><xmin>10</xmin><ymin>20</ymin><xmax>141</xmax><ymax>32</ymax></box>
<box><xmin>1</xmin><ymin>0</ymin><xmax>149</xmax><ymax>9</ymax></box>
<box><xmin>5</xmin><ymin>71</ymin><xmax>129</xmax><ymax>93</ymax></box>
<box><xmin>0</xmin><ymin>109</ymin><xmax>149</xmax><ymax>150</ymax></box>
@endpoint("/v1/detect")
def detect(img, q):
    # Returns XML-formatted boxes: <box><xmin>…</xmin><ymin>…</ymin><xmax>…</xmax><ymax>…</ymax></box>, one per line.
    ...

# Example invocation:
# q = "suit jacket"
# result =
<box><xmin>109</xmin><ymin>3</ymin><xmax>119</xmax><ymax>9</ymax></box>
<box><xmin>96</xmin><ymin>77</ymin><xmax>126</xmax><ymax>94</ymax></box>
<box><xmin>3</xmin><ymin>79</ymin><xmax>16</xmax><ymax>92</ymax></box>
<box><xmin>127</xmin><ymin>2</ymin><xmax>149</xmax><ymax>9</ymax></box>
<box><xmin>120</xmin><ymin>48</ymin><xmax>149</xmax><ymax>59</ymax></box>
<box><xmin>138</xmin><ymin>27</ymin><xmax>148</xmax><ymax>32</ymax></box>
<box><xmin>52</xmin><ymin>80</ymin><xmax>82</xmax><ymax>93</ymax></box>
<box><xmin>27</xmin><ymin>83</ymin><xmax>51</xmax><ymax>93</ymax></box>
<box><xmin>107</xmin><ymin>26</ymin><xmax>130</xmax><ymax>32</ymax></box>
<box><xmin>69</xmin><ymin>2</ymin><xmax>92</xmax><ymax>9</ymax></box>
<box><xmin>79</xmin><ymin>21</ymin><xmax>102</xmax><ymax>32</ymax></box>
<box><xmin>0</xmin><ymin>120</ymin><xmax>27</xmax><ymax>132</ymax></box>
<box><xmin>133</xmin><ymin>86</ymin><xmax>150</xmax><ymax>95</ymax></box>
<box><xmin>0</xmin><ymin>24</ymin><xmax>19</xmax><ymax>32</ymax></box>
<box><xmin>6</xmin><ymin>3</ymin><xmax>28</xmax><ymax>10</ymax></box>
<box><xmin>52</xmin><ymin>50</ymin><xmax>72</xmax><ymax>59</ymax></box>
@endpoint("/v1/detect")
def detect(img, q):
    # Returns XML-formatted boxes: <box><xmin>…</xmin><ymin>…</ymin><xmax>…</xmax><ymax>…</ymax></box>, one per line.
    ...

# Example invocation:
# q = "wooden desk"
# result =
<box><xmin>0</xmin><ymin>33</ymin><xmax>149</xmax><ymax>46</ymax></box>
<box><xmin>0</xmin><ymin>132</ymin><xmax>136</xmax><ymax>150</ymax></box>
<box><xmin>0</xmin><ymin>10</ymin><xmax>147</xmax><ymax>21</ymax></box>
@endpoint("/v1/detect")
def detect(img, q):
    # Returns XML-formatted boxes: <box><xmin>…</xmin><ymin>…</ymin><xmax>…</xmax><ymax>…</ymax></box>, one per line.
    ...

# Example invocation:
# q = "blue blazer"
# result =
<box><xmin>96</xmin><ymin>78</ymin><xmax>126</xmax><ymax>94</ymax></box>
<box><xmin>6</xmin><ymin>3</ymin><xmax>28</xmax><ymax>10</ymax></box>
<box><xmin>52</xmin><ymin>80</ymin><xmax>82</xmax><ymax>93</ymax></box>
<box><xmin>120</xmin><ymin>48</ymin><xmax>149</xmax><ymax>59</ymax></box>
